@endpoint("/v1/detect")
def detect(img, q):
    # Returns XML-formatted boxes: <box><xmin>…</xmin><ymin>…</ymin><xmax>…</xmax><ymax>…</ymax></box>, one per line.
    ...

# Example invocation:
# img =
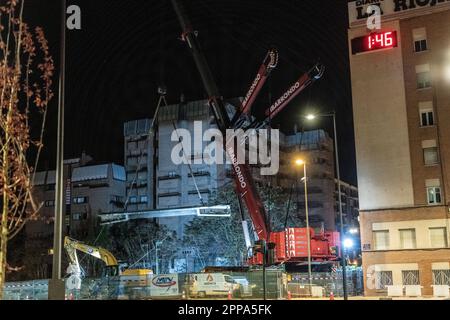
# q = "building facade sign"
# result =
<box><xmin>349</xmin><ymin>0</ymin><xmax>450</xmax><ymax>27</ymax></box>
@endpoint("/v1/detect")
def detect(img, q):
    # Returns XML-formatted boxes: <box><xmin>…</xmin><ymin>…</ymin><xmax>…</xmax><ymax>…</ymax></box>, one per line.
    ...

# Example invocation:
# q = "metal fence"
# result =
<box><xmin>3</xmin><ymin>267</ymin><xmax>364</xmax><ymax>300</ymax></box>
<box><xmin>288</xmin><ymin>268</ymin><xmax>364</xmax><ymax>297</ymax></box>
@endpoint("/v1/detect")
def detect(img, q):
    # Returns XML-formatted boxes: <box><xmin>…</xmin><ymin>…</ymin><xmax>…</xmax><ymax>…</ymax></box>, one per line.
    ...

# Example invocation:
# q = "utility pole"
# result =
<box><xmin>155</xmin><ymin>242</ymin><xmax>161</xmax><ymax>275</ymax></box>
<box><xmin>303</xmin><ymin>164</ymin><xmax>313</xmax><ymax>289</ymax></box>
<box><xmin>263</xmin><ymin>240</ymin><xmax>267</xmax><ymax>300</ymax></box>
<box><xmin>48</xmin><ymin>0</ymin><xmax>66</xmax><ymax>300</ymax></box>
<box><xmin>305</xmin><ymin>112</ymin><xmax>348</xmax><ymax>299</ymax></box>
<box><xmin>333</xmin><ymin>114</ymin><xmax>348</xmax><ymax>300</ymax></box>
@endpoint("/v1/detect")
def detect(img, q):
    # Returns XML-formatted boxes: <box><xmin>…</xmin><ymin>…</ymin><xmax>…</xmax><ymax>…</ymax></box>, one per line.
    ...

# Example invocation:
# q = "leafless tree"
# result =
<box><xmin>0</xmin><ymin>0</ymin><xmax>54</xmax><ymax>298</ymax></box>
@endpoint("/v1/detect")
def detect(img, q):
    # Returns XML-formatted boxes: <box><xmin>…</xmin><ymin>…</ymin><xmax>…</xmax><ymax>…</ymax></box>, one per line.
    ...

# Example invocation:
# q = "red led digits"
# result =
<box><xmin>353</xmin><ymin>31</ymin><xmax>397</xmax><ymax>54</ymax></box>
<box><xmin>385</xmin><ymin>31</ymin><xmax>393</xmax><ymax>47</ymax></box>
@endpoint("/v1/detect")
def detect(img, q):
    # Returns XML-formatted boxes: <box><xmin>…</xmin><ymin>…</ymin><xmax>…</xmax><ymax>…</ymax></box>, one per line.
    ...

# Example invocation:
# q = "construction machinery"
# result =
<box><xmin>64</xmin><ymin>236</ymin><xmax>152</xmax><ymax>278</ymax></box>
<box><xmin>171</xmin><ymin>0</ymin><xmax>339</xmax><ymax>266</ymax></box>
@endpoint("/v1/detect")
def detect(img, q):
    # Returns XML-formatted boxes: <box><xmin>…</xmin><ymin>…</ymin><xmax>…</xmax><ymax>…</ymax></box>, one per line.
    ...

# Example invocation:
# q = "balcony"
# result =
<box><xmin>158</xmin><ymin>192</ymin><xmax>181</xmax><ymax>198</ymax></box>
<box><xmin>188</xmin><ymin>171</ymin><xmax>211</xmax><ymax>178</ymax></box>
<box><xmin>158</xmin><ymin>174</ymin><xmax>181</xmax><ymax>181</ymax></box>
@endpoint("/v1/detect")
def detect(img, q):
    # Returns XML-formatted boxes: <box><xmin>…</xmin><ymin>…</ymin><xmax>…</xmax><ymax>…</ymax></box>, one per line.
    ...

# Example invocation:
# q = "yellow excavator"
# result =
<box><xmin>64</xmin><ymin>236</ymin><xmax>152</xmax><ymax>278</ymax></box>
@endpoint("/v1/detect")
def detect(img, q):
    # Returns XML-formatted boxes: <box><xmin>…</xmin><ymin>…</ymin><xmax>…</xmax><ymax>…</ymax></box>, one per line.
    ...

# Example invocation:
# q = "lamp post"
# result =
<box><xmin>48</xmin><ymin>0</ymin><xmax>66</xmax><ymax>300</ymax></box>
<box><xmin>305</xmin><ymin>112</ymin><xmax>348</xmax><ymax>300</ymax></box>
<box><xmin>295</xmin><ymin>159</ymin><xmax>312</xmax><ymax>289</ymax></box>
<box><xmin>155</xmin><ymin>241</ymin><xmax>163</xmax><ymax>275</ymax></box>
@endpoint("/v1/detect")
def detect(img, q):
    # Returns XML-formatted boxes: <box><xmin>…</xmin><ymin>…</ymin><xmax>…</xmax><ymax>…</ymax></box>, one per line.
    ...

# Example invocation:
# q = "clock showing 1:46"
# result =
<box><xmin>351</xmin><ymin>31</ymin><xmax>398</xmax><ymax>55</ymax></box>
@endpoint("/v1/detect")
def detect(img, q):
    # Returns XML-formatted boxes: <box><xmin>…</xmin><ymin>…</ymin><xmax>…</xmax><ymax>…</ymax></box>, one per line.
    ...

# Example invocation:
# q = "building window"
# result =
<box><xmin>420</xmin><ymin>110</ymin><xmax>434</xmax><ymax>127</ymax></box>
<box><xmin>413</xmin><ymin>28</ymin><xmax>427</xmax><ymax>53</ymax></box>
<box><xmin>45</xmin><ymin>200</ymin><xmax>55</xmax><ymax>207</ymax></box>
<box><xmin>427</xmin><ymin>187</ymin><xmax>442</xmax><ymax>205</ymax></box>
<box><xmin>129</xmin><ymin>196</ymin><xmax>138</xmax><ymax>204</ymax></box>
<box><xmin>402</xmin><ymin>270</ymin><xmax>420</xmax><ymax>285</ymax></box>
<box><xmin>137</xmin><ymin>171</ymin><xmax>147</xmax><ymax>180</ymax></box>
<box><xmin>373</xmin><ymin>230</ymin><xmax>389</xmax><ymax>250</ymax></box>
<box><xmin>414</xmin><ymin>39</ymin><xmax>427</xmax><ymax>53</ymax></box>
<box><xmin>72</xmin><ymin>212</ymin><xmax>87</xmax><ymax>221</ymax></box>
<box><xmin>140</xmin><ymin>195</ymin><xmax>148</xmax><ymax>204</ymax></box>
<box><xmin>375</xmin><ymin>271</ymin><xmax>393</xmax><ymax>290</ymax></box>
<box><xmin>417</xmin><ymin>72</ymin><xmax>431</xmax><ymax>89</ymax></box>
<box><xmin>433</xmin><ymin>270</ymin><xmax>450</xmax><ymax>285</ymax></box>
<box><xmin>399</xmin><ymin>229</ymin><xmax>417</xmax><ymax>249</ymax></box>
<box><xmin>73</xmin><ymin>197</ymin><xmax>88</xmax><ymax>204</ymax></box>
<box><xmin>423</xmin><ymin>147</ymin><xmax>439</xmax><ymax>165</ymax></box>
<box><xmin>430</xmin><ymin>227</ymin><xmax>448</xmax><ymax>248</ymax></box>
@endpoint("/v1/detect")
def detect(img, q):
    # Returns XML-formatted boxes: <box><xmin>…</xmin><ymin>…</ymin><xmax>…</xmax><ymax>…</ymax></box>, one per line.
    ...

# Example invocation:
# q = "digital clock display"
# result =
<box><xmin>351</xmin><ymin>31</ymin><xmax>398</xmax><ymax>55</ymax></box>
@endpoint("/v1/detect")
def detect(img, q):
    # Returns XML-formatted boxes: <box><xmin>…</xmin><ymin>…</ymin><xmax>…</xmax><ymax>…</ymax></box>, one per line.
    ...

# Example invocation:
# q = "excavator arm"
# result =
<box><xmin>64</xmin><ymin>236</ymin><xmax>119</xmax><ymax>277</ymax></box>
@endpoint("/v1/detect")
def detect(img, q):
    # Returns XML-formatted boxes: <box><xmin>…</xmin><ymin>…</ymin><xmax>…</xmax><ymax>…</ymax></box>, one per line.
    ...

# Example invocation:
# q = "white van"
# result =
<box><xmin>189</xmin><ymin>273</ymin><xmax>240</xmax><ymax>298</ymax></box>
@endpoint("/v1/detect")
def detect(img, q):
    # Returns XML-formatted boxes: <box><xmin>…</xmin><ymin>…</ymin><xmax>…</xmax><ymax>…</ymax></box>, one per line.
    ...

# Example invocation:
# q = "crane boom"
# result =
<box><xmin>241</xmin><ymin>48</ymin><xmax>278</xmax><ymax>115</ymax></box>
<box><xmin>264</xmin><ymin>63</ymin><xmax>324</xmax><ymax>120</ymax></box>
<box><xmin>171</xmin><ymin>0</ymin><xmax>326</xmax><ymax>264</ymax></box>
<box><xmin>232</xmin><ymin>49</ymin><xmax>279</xmax><ymax>129</ymax></box>
<box><xmin>171</xmin><ymin>0</ymin><xmax>270</xmax><ymax>241</ymax></box>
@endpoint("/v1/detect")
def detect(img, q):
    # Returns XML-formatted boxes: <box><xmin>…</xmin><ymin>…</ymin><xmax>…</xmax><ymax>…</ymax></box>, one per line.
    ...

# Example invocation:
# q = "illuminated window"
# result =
<box><xmin>73</xmin><ymin>196</ymin><xmax>88</xmax><ymax>204</ymax></box>
<box><xmin>373</xmin><ymin>230</ymin><xmax>389</xmax><ymax>250</ymax></box>
<box><xmin>423</xmin><ymin>147</ymin><xmax>439</xmax><ymax>165</ymax></box>
<box><xmin>427</xmin><ymin>187</ymin><xmax>442</xmax><ymax>205</ymax></box>
<box><xmin>399</xmin><ymin>229</ymin><xmax>416</xmax><ymax>249</ymax></box>
<box><xmin>417</xmin><ymin>72</ymin><xmax>431</xmax><ymax>89</ymax></box>
<box><xmin>429</xmin><ymin>227</ymin><xmax>447</xmax><ymax>248</ymax></box>
<box><xmin>129</xmin><ymin>196</ymin><xmax>138</xmax><ymax>204</ymax></box>
<box><xmin>416</xmin><ymin>64</ymin><xmax>431</xmax><ymax>89</ymax></box>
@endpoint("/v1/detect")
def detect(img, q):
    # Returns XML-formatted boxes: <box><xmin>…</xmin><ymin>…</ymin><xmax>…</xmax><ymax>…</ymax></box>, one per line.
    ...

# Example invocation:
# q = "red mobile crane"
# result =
<box><xmin>171</xmin><ymin>0</ymin><xmax>339</xmax><ymax>266</ymax></box>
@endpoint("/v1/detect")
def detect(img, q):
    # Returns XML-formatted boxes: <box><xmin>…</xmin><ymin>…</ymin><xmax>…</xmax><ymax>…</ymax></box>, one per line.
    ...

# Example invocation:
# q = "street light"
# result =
<box><xmin>304</xmin><ymin>111</ymin><xmax>348</xmax><ymax>300</ymax></box>
<box><xmin>343</xmin><ymin>238</ymin><xmax>354</xmax><ymax>249</ymax></box>
<box><xmin>155</xmin><ymin>241</ymin><xmax>163</xmax><ymax>275</ymax></box>
<box><xmin>294</xmin><ymin>158</ymin><xmax>313</xmax><ymax>289</ymax></box>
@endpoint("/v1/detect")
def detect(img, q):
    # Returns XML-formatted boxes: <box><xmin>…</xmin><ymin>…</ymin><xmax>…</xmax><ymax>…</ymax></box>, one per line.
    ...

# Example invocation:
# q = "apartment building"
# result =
<box><xmin>335</xmin><ymin>179</ymin><xmax>360</xmax><ymax>233</ymax></box>
<box><xmin>124</xmin><ymin>99</ymin><xmax>235</xmax><ymax>236</ymax></box>
<box><xmin>24</xmin><ymin>155</ymin><xmax>126</xmax><ymax>279</ymax></box>
<box><xmin>348</xmin><ymin>0</ymin><xmax>450</xmax><ymax>295</ymax></box>
<box><xmin>273</xmin><ymin>130</ymin><xmax>337</xmax><ymax>231</ymax></box>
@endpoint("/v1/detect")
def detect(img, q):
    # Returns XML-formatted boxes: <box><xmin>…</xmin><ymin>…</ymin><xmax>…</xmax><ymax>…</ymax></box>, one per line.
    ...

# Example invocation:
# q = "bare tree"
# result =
<box><xmin>0</xmin><ymin>0</ymin><xmax>54</xmax><ymax>298</ymax></box>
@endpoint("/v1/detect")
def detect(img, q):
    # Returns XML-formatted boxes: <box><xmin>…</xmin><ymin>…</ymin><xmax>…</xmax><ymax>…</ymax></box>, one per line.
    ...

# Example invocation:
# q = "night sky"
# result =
<box><xmin>25</xmin><ymin>0</ymin><xmax>356</xmax><ymax>184</ymax></box>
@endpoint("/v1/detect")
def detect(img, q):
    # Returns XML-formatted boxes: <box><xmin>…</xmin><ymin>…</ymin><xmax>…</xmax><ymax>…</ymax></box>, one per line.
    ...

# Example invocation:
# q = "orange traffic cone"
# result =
<box><xmin>329</xmin><ymin>292</ymin><xmax>335</xmax><ymax>300</ymax></box>
<box><xmin>228</xmin><ymin>290</ymin><xmax>233</xmax><ymax>300</ymax></box>
<box><xmin>287</xmin><ymin>291</ymin><xmax>292</xmax><ymax>300</ymax></box>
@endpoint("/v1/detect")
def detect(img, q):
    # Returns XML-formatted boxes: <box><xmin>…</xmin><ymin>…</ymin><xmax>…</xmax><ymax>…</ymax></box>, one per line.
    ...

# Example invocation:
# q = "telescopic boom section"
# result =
<box><xmin>264</xmin><ymin>63</ymin><xmax>325</xmax><ymax>120</ymax></box>
<box><xmin>239</xmin><ymin>48</ymin><xmax>279</xmax><ymax>116</ymax></box>
<box><xmin>171</xmin><ymin>0</ymin><xmax>270</xmax><ymax>240</ymax></box>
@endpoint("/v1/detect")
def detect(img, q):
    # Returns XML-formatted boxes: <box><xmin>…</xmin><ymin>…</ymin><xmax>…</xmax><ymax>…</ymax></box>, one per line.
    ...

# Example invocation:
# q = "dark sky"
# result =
<box><xmin>25</xmin><ymin>0</ymin><xmax>356</xmax><ymax>184</ymax></box>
